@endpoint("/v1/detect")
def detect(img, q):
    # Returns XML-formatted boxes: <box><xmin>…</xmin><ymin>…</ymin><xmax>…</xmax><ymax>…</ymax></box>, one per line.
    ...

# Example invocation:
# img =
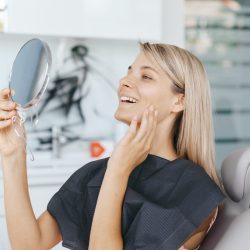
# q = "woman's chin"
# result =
<box><xmin>114</xmin><ymin>111</ymin><xmax>133</xmax><ymax>125</ymax></box>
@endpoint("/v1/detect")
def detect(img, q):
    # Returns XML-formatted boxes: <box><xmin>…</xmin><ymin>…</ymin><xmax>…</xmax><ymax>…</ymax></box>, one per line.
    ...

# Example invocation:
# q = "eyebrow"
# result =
<box><xmin>128</xmin><ymin>65</ymin><xmax>159</xmax><ymax>75</ymax></box>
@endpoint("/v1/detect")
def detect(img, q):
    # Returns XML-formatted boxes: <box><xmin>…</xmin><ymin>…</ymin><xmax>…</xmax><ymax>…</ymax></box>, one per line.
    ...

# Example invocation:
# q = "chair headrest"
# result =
<box><xmin>221</xmin><ymin>147</ymin><xmax>250</xmax><ymax>202</ymax></box>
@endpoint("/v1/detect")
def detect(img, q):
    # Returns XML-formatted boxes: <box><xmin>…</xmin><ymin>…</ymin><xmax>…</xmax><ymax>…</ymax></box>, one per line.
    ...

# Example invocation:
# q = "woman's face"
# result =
<box><xmin>114</xmin><ymin>51</ymin><xmax>181</xmax><ymax>125</ymax></box>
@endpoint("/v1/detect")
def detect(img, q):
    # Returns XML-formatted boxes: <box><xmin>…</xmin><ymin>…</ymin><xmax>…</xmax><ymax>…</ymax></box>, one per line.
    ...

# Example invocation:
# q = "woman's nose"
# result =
<box><xmin>119</xmin><ymin>77</ymin><xmax>135</xmax><ymax>88</ymax></box>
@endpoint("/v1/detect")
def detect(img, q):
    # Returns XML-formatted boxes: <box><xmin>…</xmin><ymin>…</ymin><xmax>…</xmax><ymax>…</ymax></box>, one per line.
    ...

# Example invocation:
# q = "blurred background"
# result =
<box><xmin>0</xmin><ymin>0</ymin><xmax>249</xmax><ymax>249</ymax></box>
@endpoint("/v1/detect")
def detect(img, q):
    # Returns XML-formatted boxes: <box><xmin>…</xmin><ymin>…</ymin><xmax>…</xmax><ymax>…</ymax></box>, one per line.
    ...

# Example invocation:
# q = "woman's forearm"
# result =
<box><xmin>88</xmin><ymin>163</ymin><xmax>130</xmax><ymax>250</ymax></box>
<box><xmin>1</xmin><ymin>149</ymin><xmax>42</xmax><ymax>250</ymax></box>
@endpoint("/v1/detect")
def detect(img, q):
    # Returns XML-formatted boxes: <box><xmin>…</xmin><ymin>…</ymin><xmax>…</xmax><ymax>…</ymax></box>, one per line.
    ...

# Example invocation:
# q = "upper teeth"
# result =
<box><xmin>120</xmin><ymin>96</ymin><xmax>137</xmax><ymax>103</ymax></box>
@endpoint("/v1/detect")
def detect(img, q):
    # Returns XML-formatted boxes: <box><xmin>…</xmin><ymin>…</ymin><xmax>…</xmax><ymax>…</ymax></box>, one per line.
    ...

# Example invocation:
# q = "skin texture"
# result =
<box><xmin>0</xmin><ymin>51</ymin><xmax>217</xmax><ymax>250</ymax></box>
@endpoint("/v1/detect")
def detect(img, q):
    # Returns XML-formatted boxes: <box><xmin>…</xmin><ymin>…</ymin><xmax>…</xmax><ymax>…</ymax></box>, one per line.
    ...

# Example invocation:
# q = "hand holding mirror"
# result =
<box><xmin>8</xmin><ymin>38</ymin><xmax>52</xmax><ymax>160</ymax></box>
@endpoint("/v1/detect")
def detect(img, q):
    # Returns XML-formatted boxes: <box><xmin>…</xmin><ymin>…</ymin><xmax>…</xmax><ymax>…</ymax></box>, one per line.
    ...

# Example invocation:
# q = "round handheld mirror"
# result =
<box><xmin>9</xmin><ymin>38</ymin><xmax>52</xmax><ymax>112</ymax></box>
<box><xmin>8</xmin><ymin>38</ymin><xmax>52</xmax><ymax>160</ymax></box>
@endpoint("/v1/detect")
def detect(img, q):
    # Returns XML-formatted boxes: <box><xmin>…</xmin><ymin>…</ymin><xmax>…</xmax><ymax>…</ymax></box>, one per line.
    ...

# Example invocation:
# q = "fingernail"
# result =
<box><xmin>154</xmin><ymin>110</ymin><xmax>158</xmax><ymax>116</ymax></box>
<box><xmin>149</xmin><ymin>105</ymin><xmax>154</xmax><ymax>111</ymax></box>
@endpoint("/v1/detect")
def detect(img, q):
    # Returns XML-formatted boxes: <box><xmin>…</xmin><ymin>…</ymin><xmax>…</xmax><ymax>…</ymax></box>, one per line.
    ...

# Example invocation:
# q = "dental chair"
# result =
<box><xmin>200</xmin><ymin>147</ymin><xmax>250</xmax><ymax>250</ymax></box>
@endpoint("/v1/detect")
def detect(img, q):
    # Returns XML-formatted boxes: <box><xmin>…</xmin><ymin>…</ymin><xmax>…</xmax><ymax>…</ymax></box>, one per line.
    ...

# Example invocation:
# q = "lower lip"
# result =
<box><xmin>120</xmin><ymin>101</ymin><xmax>137</xmax><ymax>105</ymax></box>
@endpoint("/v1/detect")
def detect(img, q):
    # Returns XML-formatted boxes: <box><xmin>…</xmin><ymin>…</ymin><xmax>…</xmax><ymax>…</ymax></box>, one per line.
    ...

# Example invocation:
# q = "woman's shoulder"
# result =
<box><xmin>59</xmin><ymin>156</ymin><xmax>110</xmax><ymax>193</ymax></box>
<box><xmin>175</xmin><ymin>158</ymin><xmax>224</xmax><ymax>198</ymax></box>
<box><xmin>170</xmin><ymin>158</ymin><xmax>225</xmax><ymax>224</ymax></box>
<box><xmin>175</xmin><ymin>157</ymin><xmax>217</xmax><ymax>184</ymax></box>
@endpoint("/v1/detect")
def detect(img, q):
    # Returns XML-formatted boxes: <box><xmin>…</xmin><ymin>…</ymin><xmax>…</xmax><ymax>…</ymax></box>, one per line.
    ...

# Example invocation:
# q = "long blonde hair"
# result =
<box><xmin>140</xmin><ymin>42</ymin><xmax>223</xmax><ymax>190</ymax></box>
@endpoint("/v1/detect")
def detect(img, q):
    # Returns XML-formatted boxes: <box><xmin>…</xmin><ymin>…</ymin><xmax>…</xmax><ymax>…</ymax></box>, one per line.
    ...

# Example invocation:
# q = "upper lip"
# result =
<box><xmin>119</xmin><ymin>92</ymin><xmax>139</xmax><ymax>102</ymax></box>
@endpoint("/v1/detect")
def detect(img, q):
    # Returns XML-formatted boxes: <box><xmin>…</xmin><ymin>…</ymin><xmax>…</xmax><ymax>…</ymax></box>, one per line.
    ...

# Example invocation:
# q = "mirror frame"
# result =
<box><xmin>8</xmin><ymin>38</ymin><xmax>52</xmax><ymax>111</ymax></box>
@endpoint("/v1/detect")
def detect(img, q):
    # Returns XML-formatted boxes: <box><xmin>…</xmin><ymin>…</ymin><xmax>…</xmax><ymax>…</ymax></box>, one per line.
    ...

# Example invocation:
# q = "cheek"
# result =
<box><xmin>138</xmin><ymin>83</ymin><xmax>175</xmax><ymax>120</ymax></box>
<box><xmin>141</xmin><ymin>86</ymin><xmax>169</xmax><ymax>106</ymax></box>
<box><xmin>154</xmin><ymin>95</ymin><xmax>174</xmax><ymax>118</ymax></box>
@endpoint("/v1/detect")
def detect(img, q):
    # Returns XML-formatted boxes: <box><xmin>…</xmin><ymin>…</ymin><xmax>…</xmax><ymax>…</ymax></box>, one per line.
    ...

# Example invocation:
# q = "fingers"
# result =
<box><xmin>0</xmin><ymin>109</ymin><xmax>16</xmax><ymax>120</ymax></box>
<box><xmin>0</xmin><ymin>88</ymin><xmax>16</xmax><ymax>112</ymax></box>
<box><xmin>135</xmin><ymin>106</ymin><xmax>151</xmax><ymax>141</ymax></box>
<box><xmin>0</xmin><ymin>89</ymin><xmax>17</xmax><ymax>130</ymax></box>
<box><xmin>0</xmin><ymin>100</ymin><xmax>17</xmax><ymax>111</ymax></box>
<box><xmin>134</xmin><ymin>107</ymin><xmax>149</xmax><ymax>141</ymax></box>
<box><xmin>129</xmin><ymin>115</ymin><xmax>138</xmax><ymax>134</ymax></box>
<box><xmin>0</xmin><ymin>119</ymin><xmax>12</xmax><ymax>129</ymax></box>
<box><xmin>135</xmin><ymin>105</ymin><xmax>158</xmax><ymax>147</ymax></box>
<box><xmin>0</xmin><ymin>88</ymin><xmax>15</xmax><ymax>101</ymax></box>
<box><xmin>124</xmin><ymin>115</ymin><xmax>138</xmax><ymax>141</ymax></box>
<box><xmin>124</xmin><ymin>105</ymin><xmax>158</xmax><ymax>147</ymax></box>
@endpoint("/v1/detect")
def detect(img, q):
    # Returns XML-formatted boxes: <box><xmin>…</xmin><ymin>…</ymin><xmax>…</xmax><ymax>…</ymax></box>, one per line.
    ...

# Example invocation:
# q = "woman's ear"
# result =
<box><xmin>172</xmin><ymin>94</ymin><xmax>185</xmax><ymax>113</ymax></box>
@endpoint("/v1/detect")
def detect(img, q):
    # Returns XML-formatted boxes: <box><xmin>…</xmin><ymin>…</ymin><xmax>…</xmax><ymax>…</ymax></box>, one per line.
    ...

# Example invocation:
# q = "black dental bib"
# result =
<box><xmin>47</xmin><ymin>154</ymin><xmax>225</xmax><ymax>250</ymax></box>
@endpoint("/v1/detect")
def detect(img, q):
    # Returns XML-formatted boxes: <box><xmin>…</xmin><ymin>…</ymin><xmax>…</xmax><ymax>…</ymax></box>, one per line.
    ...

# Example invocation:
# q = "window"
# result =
<box><xmin>186</xmin><ymin>0</ymin><xmax>250</xmax><ymax>168</ymax></box>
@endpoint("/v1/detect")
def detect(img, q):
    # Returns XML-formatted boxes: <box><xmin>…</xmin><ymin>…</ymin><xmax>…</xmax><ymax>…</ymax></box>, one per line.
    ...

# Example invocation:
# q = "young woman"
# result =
<box><xmin>0</xmin><ymin>42</ymin><xmax>225</xmax><ymax>250</ymax></box>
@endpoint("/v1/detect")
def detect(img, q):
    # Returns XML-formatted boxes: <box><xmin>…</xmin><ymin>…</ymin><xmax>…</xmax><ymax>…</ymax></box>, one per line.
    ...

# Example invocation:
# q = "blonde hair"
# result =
<box><xmin>140</xmin><ymin>42</ymin><xmax>223</xmax><ymax>190</ymax></box>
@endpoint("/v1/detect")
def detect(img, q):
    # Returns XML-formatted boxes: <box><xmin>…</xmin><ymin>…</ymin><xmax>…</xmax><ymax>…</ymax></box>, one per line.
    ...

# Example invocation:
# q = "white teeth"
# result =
<box><xmin>120</xmin><ymin>96</ymin><xmax>137</xmax><ymax>103</ymax></box>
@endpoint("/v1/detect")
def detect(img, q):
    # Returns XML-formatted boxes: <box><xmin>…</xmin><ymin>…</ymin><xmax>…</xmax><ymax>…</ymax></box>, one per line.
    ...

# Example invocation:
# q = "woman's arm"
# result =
<box><xmin>2</xmin><ymin>150</ymin><xmax>62</xmax><ymax>250</ymax></box>
<box><xmin>178</xmin><ymin>207</ymin><xmax>219</xmax><ymax>250</ymax></box>
<box><xmin>88</xmin><ymin>163</ymin><xmax>130</xmax><ymax>250</ymax></box>
<box><xmin>0</xmin><ymin>88</ymin><xmax>61</xmax><ymax>249</ymax></box>
<box><xmin>88</xmin><ymin>106</ymin><xmax>157</xmax><ymax>250</ymax></box>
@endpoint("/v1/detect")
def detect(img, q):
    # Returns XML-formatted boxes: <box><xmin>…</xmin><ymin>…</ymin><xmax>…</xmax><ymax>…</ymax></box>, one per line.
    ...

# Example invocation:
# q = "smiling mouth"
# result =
<box><xmin>120</xmin><ymin>100</ymin><xmax>137</xmax><ymax>104</ymax></box>
<box><xmin>120</xmin><ymin>97</ymin><xmax>139</xmax><ymax>104</ymax></box>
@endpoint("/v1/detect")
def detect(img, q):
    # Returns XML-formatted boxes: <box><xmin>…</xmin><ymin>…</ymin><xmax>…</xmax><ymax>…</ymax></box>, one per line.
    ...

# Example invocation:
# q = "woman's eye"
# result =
<box><xmin>142</xmin><ymin>75</ymin><xmax>153</xmax><ymax>80</ymax></box>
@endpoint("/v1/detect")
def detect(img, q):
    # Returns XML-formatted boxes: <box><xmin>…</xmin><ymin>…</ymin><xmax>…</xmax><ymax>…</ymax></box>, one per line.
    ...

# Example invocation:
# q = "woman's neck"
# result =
<box><xmin>149</xmin><ymin>119</ymin><xmax>178</xmax><ymax>161</ymax></box>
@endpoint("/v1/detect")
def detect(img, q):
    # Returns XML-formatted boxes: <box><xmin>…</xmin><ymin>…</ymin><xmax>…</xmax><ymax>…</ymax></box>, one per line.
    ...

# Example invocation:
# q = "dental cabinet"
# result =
<box><xmin>0</xmin><ymin>0</ymin><xmax>184</xmax><ymax>45</ymax></box>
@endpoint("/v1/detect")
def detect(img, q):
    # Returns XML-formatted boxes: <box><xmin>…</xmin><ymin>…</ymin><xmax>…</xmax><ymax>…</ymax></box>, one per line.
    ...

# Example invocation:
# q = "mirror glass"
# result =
<box><xmin>9</xmin><ymin>38</ymin><xmax>52</xmax><ymax>111</ymax></box>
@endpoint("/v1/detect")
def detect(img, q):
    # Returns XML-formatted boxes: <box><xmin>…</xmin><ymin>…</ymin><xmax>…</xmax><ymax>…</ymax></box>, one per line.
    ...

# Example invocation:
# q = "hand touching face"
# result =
<box><xmin>108</xmin><ymin>105</ymin><xmax>158</xmax><ymax>176</ymax></box>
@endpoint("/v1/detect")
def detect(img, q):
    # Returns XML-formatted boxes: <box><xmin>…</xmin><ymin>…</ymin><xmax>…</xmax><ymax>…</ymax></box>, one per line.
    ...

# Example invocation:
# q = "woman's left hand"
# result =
<box><xmin>107</xmin><ymin>105</ymin><xmax>158</xmax><ymax>176</ymax></box>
